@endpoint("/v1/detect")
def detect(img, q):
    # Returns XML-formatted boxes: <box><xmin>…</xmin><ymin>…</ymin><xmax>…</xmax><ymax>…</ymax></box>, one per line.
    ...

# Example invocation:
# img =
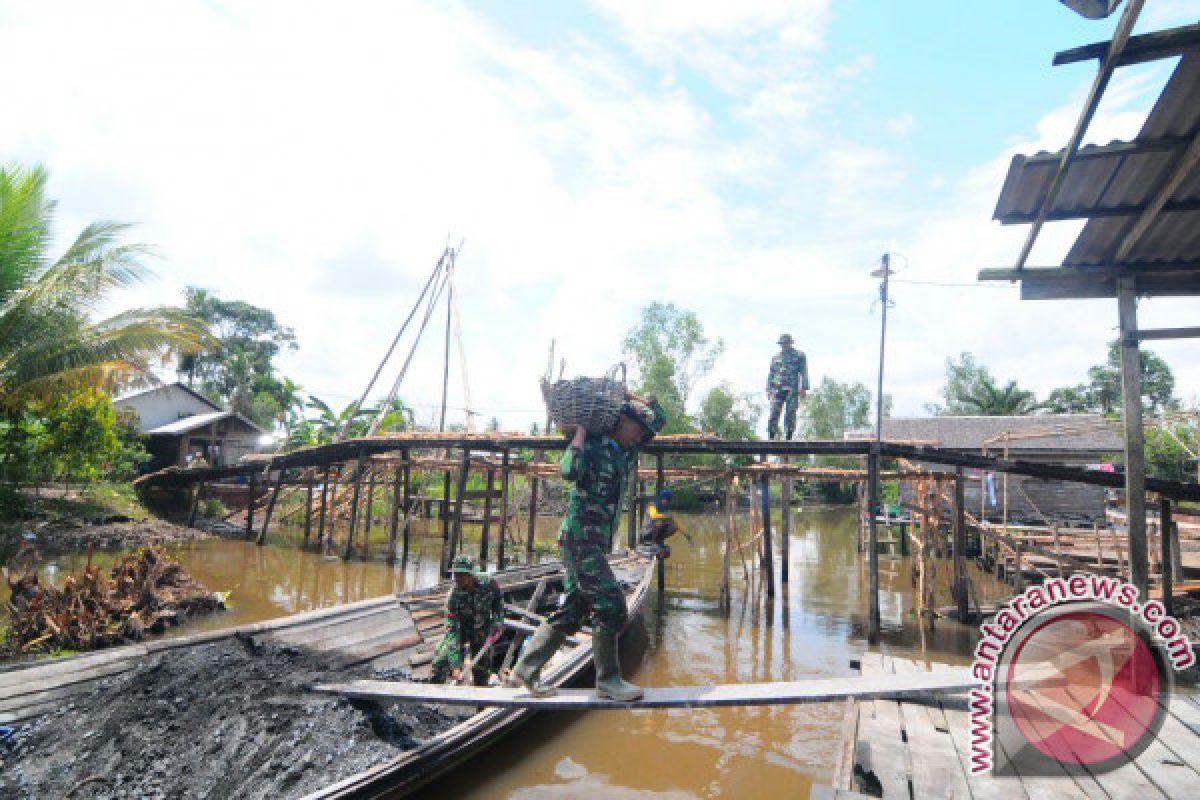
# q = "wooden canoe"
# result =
<box><xmin>0</xmin><ymin>553</ymin><xmax>657</xmax><ymax>799</ymax></box>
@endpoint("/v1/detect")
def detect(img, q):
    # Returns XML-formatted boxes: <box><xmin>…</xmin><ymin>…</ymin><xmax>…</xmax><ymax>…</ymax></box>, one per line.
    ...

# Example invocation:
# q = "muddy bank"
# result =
<box><xmin>0</xmin><ymin>638</ymin><xmax>461</xmax><ymax>799</ymax></box>
<box><xmin>18</xmin><ymin>518</ymin><xmax>212</xmax><ymax>553</ymax></box>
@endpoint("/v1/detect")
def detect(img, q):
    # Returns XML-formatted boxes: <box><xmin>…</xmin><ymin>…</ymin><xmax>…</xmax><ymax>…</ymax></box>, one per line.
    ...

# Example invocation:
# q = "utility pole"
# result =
<box><xmin>866</xmin><ymin>252</ymin><xmax>893</xmax><ymax>641</ymax></box>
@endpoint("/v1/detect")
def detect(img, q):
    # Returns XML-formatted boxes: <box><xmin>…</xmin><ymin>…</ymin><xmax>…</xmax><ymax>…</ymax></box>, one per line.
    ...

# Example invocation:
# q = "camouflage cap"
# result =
<box><xmin>620</xmin><ymin>398</ymin><xmax>667</xmax><ymax>443</ymax></box>
<box><xmin>449</xmin><ymin>556</ymin><xmax>477</xmax><ymax>575</ymax></box>
<box><xmin>778</xmin><ymin>333</ymin><xmax>794</xmax><ymax>345</ymax></box>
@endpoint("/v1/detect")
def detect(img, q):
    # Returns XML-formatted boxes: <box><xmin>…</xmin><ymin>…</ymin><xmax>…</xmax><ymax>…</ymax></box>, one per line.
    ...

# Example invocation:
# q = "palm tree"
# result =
<box><xmin>959</xmin><ymin>376</ymin><xmax>1040</xmax><ymax>416</ymax></box>
<box><xmin>0</xmin><ymin>164</ymin><xmax>210</xmax><ymax>407</ymax></box>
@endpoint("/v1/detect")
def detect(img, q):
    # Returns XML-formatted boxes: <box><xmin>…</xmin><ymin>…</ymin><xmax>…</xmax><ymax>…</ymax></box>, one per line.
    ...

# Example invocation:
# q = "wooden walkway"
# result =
<box><xmin>313</xmin><ymin>669</ymin><xmax>975</xmax><ymax>710</ymax></box>
<box><xmin>836</xmin><ymin>652</ymin><xmax>1200</xmax><ymax>799</ymax></box>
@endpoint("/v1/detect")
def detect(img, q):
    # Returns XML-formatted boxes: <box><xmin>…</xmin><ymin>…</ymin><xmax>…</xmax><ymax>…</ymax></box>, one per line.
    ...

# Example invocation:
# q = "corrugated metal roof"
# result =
<box><xmin>847</xmin><ymin>415</ymin><xmax>1122</xmax><ymax>453</ymax></box>
<box><xmin>145</xmin><ymin>410</ymin><xmax>265</xmax><ymax>436</ymax></box>
<box><xmin>993</xmin><ymin>52</ymin><xmax>1200</xmax><ymax>274</ymax></box>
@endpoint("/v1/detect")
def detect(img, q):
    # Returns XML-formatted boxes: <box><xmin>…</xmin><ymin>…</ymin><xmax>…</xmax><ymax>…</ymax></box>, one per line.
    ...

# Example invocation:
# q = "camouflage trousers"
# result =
<box><xmin>767</xmin><ymin>390</ymin><xmax>799</xmax><ymax>440</ymax></box>
<box><xmin>432</xmin><ymin>630</ymin><xmax>493</xmax><ymax>684</ymax></box>
<box><xmin>546</xmin><ymin>537</ymin><xmax>627</xmax><ymax>638</ymax></box>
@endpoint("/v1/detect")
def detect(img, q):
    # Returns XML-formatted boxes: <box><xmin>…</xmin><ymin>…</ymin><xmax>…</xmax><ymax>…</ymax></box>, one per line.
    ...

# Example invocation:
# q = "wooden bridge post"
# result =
<box><xmin>1161</xmin><ymin>495</ymin><xmax>1174</xmax><ymax>617</ymax></box>
<box><xmin>625</xmin><ymin>449</ymin><xmax>640</xmax><ymax>551</ymax></box>
<box><xmin>526</xmin><ymin>475</ymin><xmax>539</xmax><ymax>562</ymax></box>
<box><xmin>303</xmin><ymin>474</ymin><xmax>314</xmax><ymax>547</ymax></box>
<box><xmin>401</xmin><ymin>450</ymin><xmax>412</xmax><ymax>565</ymax></box>
<box><xmin>441</xmin><ymin>469</ymin><xmax>452</xmax><ymax>542</ymax></box>
<box><xmin>497</xmin><ymin>449</ymin><xmax>510</xmax><ymax>570</ymax></box>
<box><xmin>866</xmin><ymin>445</ymin><xmax>881</xmax><ymax>641</ymax></box>
<box><xmin>655</xmin><ymin>453</ymin><xmax>665</xmax><ymax>590</ymax></box>
<box><xmin>761</xmin><ymin>475</ymin><xmax>775</xmax><ymax>598</ymax></box>
<box><xmin>363</xmin><ymin>467</ymin><xmax>377</xmax><ymax>558</ymax></box>
<box><xmin>387</xmin><ymin>463</ymin><xmax>402</xmax><ymax>565</ymax></box>
<box><xmin>720</xmin><ymin>476</ymin><xmax>733</xmax><ymax>614</ymax></box>
<box><xmin>953</xmin><ymin>468</ymin><xmax>968</xmax><ymax>624</ymax></box>
<box><xmin>780</xmin><ymin>470</ymin><xmax>792</xmax><ymax>585</ymax></box>
<box><xmin>342</xmin><ymin>454</ymin><xmax>365</xmax><ymax>560</ymax></box>
<box><xmin>245</xmin><ymin>471</ymin><xmax>259</xmax><ymax>540</ymax></box>
<box><xmin>188</xmin><ymin>481</ymin><xmax>205</xmax><ymax>528</ymax></box>
<box><xmin>481</xmin><ymin>467</ymin><xmax>495</xmax><ymax>566</ymax></box>
<box><xmin>445</xmin><ymin>449</ymin><xmax>472</xmax><ymax>573</ymax></box>
<box><xmin>317</xmin><ymin>466</ymin><xmax>331</xmax><ymax>552</ymax></box>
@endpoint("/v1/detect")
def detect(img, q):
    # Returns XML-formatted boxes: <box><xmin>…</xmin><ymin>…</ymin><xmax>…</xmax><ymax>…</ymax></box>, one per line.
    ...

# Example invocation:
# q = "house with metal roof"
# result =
<box><xmin>115</xmin><ymin>382</ymin><xmax>266</xmax><ymax>471</ymax></box>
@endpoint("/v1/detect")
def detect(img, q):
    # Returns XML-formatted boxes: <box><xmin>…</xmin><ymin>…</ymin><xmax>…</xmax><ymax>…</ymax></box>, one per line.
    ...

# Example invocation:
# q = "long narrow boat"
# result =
<box><xmin>0</xmin><ymin>553</ymin><xmax>656</xmax><ymax>798</ymax></box>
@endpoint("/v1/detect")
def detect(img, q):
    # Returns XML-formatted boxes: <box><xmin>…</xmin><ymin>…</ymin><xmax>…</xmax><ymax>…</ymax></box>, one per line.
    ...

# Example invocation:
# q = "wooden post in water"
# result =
<box><xmin>953</xmin><ymin>468</ymin><xmax>968</xmax><ymax>624</ymax></box>
<box><xmin>445</xmin><ymin>449</ymin><xmax>472</xmax><ymax>573</ymax></box>
<box><xmin>480</xmin><ymin>467</ymin><xmax>495</xmax><ymax>566</ymax></box>
<box><xmin>866</xmin><ymin>446</ymin><xmax>881</xmax><ymax>641</ymax></box>
<box><xmin>1118</xmin><ymin>276</ymin><xmax>1149</xmax><ymax>599</ymax></box>
<box><xmin>188</xmin><ymin>481</ymin><xmax>205</xmax><ymax>528</ymax></box>
<box><xmin>303</xmin><ymin>475</ymin><xmax>314</xmax><ymax>547</ymax></box>
<box><xmin>401</xmin><ymin>450</ymin><xmax>412</xmax><ymax>565</ymax></box>
<box><xmin>363</xmin><ymin>467</ymin><xmax>377</xmax><ymax>558</ymax></box>
<box><xmin>526</xmin><ymin>476</ymin><xmax>539</xmax><ymax>562</ymax></box>
<box><xmin>625</xmin><ymin>450</ymin><xmax>640</xmax><ymax>551</ymax></box>
<box><xmin>1161</xmin><ymin>495</ymin><xmax>1174</xmax><ymax>617</ymax></box>
<box><xmin>655</xmin><ymin>453</ymin><xmax>665</xmax><ymax>590</ymax></box>
<box><xmin>318</xmin><ymin>466</ymin><xmax>330</xmax><ymax>553</ymax></box>
<box><xmin>387</xmin><ymin>464</ymin><xmax>402</xmax><ymax>565</ymax></box>
<box><xmin>442</xmin><ymin>470</ymin><xmax>452</xmax><ymax>542</ymax></box>
<box><xmin>780</xmin><ymin>471</ymin><xmax>792</xmax><ymax>585</ymax></box>
<box><xmin>497</xmin><ymin>449</ymin><xmax>511</xmax><ymax>570</ymax></box>
<box><xmin>245</xmin><ymin>471</ymin><xmax>259</xmax><ymax>540</ymax></box>
<box><xmin>760</xmin><ymin>475</ymin><xmax>775</xmax><ymax>598</ymax></box>
<box><xmin>720</xmin><ymin>477</ymin><xmax>733</xmax><ymax>614</ymax></box>
<box><xmin>343</xmin><ymin>455</ymin><xmax>365</xmax><ymax>560</ymax></box>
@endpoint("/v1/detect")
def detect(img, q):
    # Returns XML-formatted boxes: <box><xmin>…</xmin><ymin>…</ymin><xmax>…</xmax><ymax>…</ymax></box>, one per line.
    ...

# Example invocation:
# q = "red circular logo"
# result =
<box><xmin>1005</xmin><ymin>610</ymin><xmax>1162</xmax><ymax>766</ymax></box>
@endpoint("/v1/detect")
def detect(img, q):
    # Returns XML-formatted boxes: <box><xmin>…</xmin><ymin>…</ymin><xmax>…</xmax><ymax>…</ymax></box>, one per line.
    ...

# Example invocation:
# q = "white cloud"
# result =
<box><xmin>885</xmin><ymin>112</ymin><xmax>916</xmax><ymax>137</ymax></box>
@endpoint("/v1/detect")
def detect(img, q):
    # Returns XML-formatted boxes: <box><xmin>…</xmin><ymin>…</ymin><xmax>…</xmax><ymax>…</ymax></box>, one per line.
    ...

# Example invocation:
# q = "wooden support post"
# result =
<box><xmin>188</xmin><ymin>482</ymin><xmax>205</xmax><ymax>528</ymax></box>
<box><xmin>1094</xmin><ymin>523</ymin><xmax>1104</xmax><ymax>572</ymax></box>
<box><xmin>317</xmin><ymin>467</ymin><xmax>331</xmax><ymax>553</ymax></box>
<box><xmin>761</xmin><ymin>476</ymin><xmax>775</xmax><ymax>598</ymax></box>
<box><xmin>1118</xmin><ymin>277</ymin><xmax>1148</xmax><ymax>598</ymax></box>
<box><xmin>303</xmin><ymin>476</ymin><xmax>314</xmax><ymax>547</ymax></box>
<box><xmin>481</xmin><ymin>468</ymin><xmax>495</xmax><ymax>565</ymax></box>
<box><xmin>401</xmin><ymin>451</ymin><xmax>412</xmax><ymax>565</ymax></box>
<box><xmin>497</xmin><ymin>449</ymin><xmax>511</xmax><ymax>570</ymax></box>
<box><xmin>386</xmin><ymin>464</ymin><xmax>401</xmax><ymax>565</ymax></box>
<box><xmin>781</xmin><ymin>473</ymin><xmax>792</xmax><ymax>585</ymax></box>
<box><xmin>954</xmin><ymin>468</ymin><xmax>968</xmax><ymax>624</ymax></box>
<box><xmin>720</xmin><ymin>477</ymin><xmax>733</xmax><ymax>614</ymax></box>
<box><xmin>526</xmin><ymin>476</ymin><xmax>539</xmax><ymax>562</ymax></box>
<box><xmin>1170</xmin><ymin>508</ymin><xmax>1183</xmax><ymax>584</ymax></box>
<box><xmin>654</xmin><ymin>452</ymin><xmax>665</xmax><ymax>590</ymax></box>
<box><xmin>442</xmin><ymin>470</ymin><xmax>452</xmax><ymax>542</ymax></box>
<box><xmin>638</xmin><ymin>480</ymin><xmax>647</xmax><ymax>527</ymax></box>
<box><xmin>245</xmin><ymin>471</ymin><xmax>259</xmax><ymax>540</ymax></box>
<box><xmin>445</xmin><ymin>449</ymin><xmax>471</xmax><ymax>573</ymax></box>
<box><xmin>1051</xmin><ymin>524</ymin><xmax>1065</xmax><ymax>578</ymax></box>
<box><xmin>363</xmin><ymin>468</ymin><xmax>377</xmax><ymax>557</ymax></box>
<box><xmin>1160</xmin><ymin>495</ymin><xmax>1174</xmax><ymax>617</ymax></box>
<box><xmin>343</xmin><ymin>455</ymin><xmax>365</xmax><ymax>560</ymax></box>
<box><xmin>625</xmin><ymin>450</ymin><xmax>640</xmax><ymax>551</ymax></box>
<box><xmin>866</xmin><ymin>447</ymin><xmax>881</xmax><ymax>640</ymax></box>
<box><xmin>1013</xmin><ymin>541</ymin><xmax>1024</xmax><ymax>592</ymax></box>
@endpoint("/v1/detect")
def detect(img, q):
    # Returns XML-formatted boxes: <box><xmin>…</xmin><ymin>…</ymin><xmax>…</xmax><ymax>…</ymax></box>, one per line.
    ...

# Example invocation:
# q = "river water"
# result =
<box><xmin>36</xmin><ymin>507</ymin><xmax>1010</xmax><ymax>798</ymax></box>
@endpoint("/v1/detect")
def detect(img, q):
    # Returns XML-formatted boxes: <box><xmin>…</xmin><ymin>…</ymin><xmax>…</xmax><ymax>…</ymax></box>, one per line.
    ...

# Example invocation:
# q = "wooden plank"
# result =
<box><xmin>314</xmin><ymin>669</ymin><xmax>975</xmax><ymax>711</ymax></box>
<box><xmin>891</xmin><ymin>658</ymin><xmax>973</xmax><ymax>799</ymax></box>
<box><xmin>856</xmin><ymin>652</ymin><xmax>910</xmax><ymax>799</ymax></box>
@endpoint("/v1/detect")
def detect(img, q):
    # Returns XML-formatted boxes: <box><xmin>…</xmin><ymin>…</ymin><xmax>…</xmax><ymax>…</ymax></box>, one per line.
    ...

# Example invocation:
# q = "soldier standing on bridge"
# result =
<box><xmin>766</xmin><ymin>333</ymin><xmax>809</xmax><ymax>440</ymax></box>
<box><xmin>507</xmin><ymin>391</ymin><xmax>666</xmax><ymax>701</ymax></box>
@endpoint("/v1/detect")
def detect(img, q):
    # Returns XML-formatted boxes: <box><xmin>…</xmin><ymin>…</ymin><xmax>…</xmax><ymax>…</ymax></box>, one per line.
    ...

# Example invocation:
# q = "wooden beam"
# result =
<box><xmin>480</xmin><ymin>468</ymin><xmax>495</xmax><ymax>565</ymax></box>
<box><xmin>953</xmin><ymin>468</ymin><xmax>968</xmax><ymax>624</ymax></box>
<box><xmin>317</xmin><ymin>466</ymin><xmax>330</xmax><ymax>553</ymax></box>
<box><xmin>1133</xmin><ymin>326</ymin><xmax>1200</xmax><ymax>341</ymax></box>
<box><xmin>444</xmin><ymin>449</ymin><xmax>471</xmax><ymax>573</ymax></box>
<box><xmin>313</xmin><ymin>669</ymin><xmax>976</xmax><ymax>710</ymax></box>
<box><xmin>760</xmin><ymin>476</ymin><xmax>775</xmax><ymax>598</ymax></box>
<box><xmin>497</xmin><ymin>449</ymin><xmax>510</xmax><ymax>570</ymax></box>
<box><xmin>386</xmin><ymin>464</ymin><xmax>401</xmax><ymax>565</ymax></box>
<box><xmin>303</xmin><ymin>476</ymin><xmax>313</xmax><ymax>547</ymax></box>
<box><xmin>526</xmin><ymin>476</ymin><xmax>539</xmax><ymax>562</ymax></box>
<box><xmin>997</xmin><ymin>197</ymin><xmax>1200</xmax><ymax>224</ymax></box>
<box><xmin>1013</xmin><ymin>0</ymin><xmax>1145</xmax><ymax>269</ymax></box>
<box><xmin>1053</xmin><ymin>22</ymin><xmax>1200</xmax><ymax>67</ymax></box>
<box><xmin>1161</xmin><ymin>496</ymin><xmax>1175</xmax><ymax>617</ymax></box>
<box><xmin>342</xmin><ymin>455</ymin><xmax>365</xmax><ymax>560</ymax></box>
<box><xmin>400</xmin><ymin>451</ymin><xmax>412</xmax><ymax>565</ymax></box>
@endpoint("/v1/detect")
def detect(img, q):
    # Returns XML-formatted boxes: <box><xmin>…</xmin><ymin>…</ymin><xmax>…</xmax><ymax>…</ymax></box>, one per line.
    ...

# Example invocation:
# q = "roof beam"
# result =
<box><xmin>996</xmin><ymin>197</ymin><xmax>1200</xmax><ymax>224</ymax></box>
<box><xmin>1113</xmin><ymin>130</ymin><xmax>1200</xmax><ymax>262</ymax></box>
<box><xmin>1013</xmin><ymin>0</ymin><xmax>1145</xmax><ymax>270</ymax></box>
<box><xmin>1054</xmin><ymin>22</ymin><xmax>1200</xmax><ymax>67</ymax></box>
<box><xmin>980</xmin><ymin>261</ymin><xmax>1200</xmax><ymax>280</ymax></box>
<box><xmin>1018</xmin><ymin>135</ymin><xmax>1191</xmax><ymax>166</ymax></box>
<box><xmin>1132</xmin><ymin>326</ymin><xmax>1200</xmax><ymax>342</ymax></box>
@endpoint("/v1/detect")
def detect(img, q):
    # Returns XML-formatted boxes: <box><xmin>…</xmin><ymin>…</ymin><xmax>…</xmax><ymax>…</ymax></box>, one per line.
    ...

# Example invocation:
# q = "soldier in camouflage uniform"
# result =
<box><xmin>508</xmin><ymin>390</ymin><xmax>666</xmax><ymax>701</ymax></box>
<box><xmin>766</xmin><ymin>333</ymin><xmax>809</xmax><ymax>440</ymax></box>
<box><xmin>432</xmin><ymin>557</ymin><xmax>505</xmax><ymax>684</ymax></box>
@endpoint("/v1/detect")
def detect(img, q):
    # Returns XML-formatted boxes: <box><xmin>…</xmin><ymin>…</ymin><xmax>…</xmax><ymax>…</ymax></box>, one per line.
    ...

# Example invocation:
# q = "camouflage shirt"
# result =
<box><xmin>767</xmin><ymin>348</ymin><xmax>809</xmax><ymax>394</ymax></box>
<box><xmin>443</xmin><ymin>573</ymin><xmax>505</xmax><ymax>663</ymax></box>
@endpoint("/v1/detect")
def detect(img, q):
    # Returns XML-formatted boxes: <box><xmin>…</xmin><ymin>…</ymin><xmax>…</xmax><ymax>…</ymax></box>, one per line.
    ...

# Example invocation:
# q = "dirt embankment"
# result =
<box><xmin>23</xmin><ymin>518</ymin><xmax>212</xmax><ymax>553</ymax></box>
<box><xmin>0</xmin><ymin>637</ymin><xmax>461</xmax><ymax>799</ymax></box>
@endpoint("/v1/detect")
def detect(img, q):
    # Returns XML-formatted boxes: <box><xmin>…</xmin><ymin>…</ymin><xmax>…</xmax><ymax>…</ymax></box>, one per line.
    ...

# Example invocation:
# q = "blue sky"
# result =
<box><xmin>1</xmin><ymin>0</ymin><xmax>1197</xmax><ymax>431</ymax></box>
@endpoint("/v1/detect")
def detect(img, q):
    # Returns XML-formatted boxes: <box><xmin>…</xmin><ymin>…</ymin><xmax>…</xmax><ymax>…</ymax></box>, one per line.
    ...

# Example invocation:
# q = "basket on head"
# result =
<box><xmin>541</xmin><ymin>364</ymin><xmax>626</xmax><ymax>436</ymax></box>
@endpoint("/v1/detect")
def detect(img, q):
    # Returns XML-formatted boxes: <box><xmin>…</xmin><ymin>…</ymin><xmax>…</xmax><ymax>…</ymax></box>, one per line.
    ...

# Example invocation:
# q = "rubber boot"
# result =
<box><xmin>593</xmin><ymin>632</ymin><xmax>643</xmax><ymax>701</ymax></box>
<box><xmin>508</xmin><ymin>622</ymin><xmax>565</xmax><ymax>697</ymax></box>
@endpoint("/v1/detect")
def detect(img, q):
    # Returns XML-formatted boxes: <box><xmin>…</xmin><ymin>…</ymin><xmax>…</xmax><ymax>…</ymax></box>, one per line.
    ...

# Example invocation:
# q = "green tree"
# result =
<box><xmin>696</xmin><ymin>384</ymin><xmax>759</xmax><ymax>440</ymax></box>
<box><xmin>284</xmin><ymin>395</ymin><xmax>412</xmax><ymax>450</ymax></box>
<box><xmin>1044</xmin><ymin>385</ymin><xmax>1095</xmax><ymax>414</ymax></box>
<box><xmin>180</xmin><ymin>287</ymin><xmax>298</xmax><ymax>428</ymax></box>
<box><xmin>622</xmin><ymin>303</ymin><xmax>723</xmax><ymax>429</ymax></box>
<box><xmin>931</xmin><ymin>353</ymin><xmax>1039</xmax><ymax>415</ymax></box>
<box><xmin>802</xmin><ymin>378</ymin><xmax>878</xmax><ymax>439</ymax></box>
<box><xmin>0</xmin><ymin>164</ymin><xmax>209</xmax><ymax>408</ymax></box>
<box><xmin>1046</xmin><ymin>341</ymin><xmax>1177</xmax><ymax>414</ymax></box>
<box><xmin>1145</xmin><ymin>420</ymin><xmax>1197</xmax><ymax>483</ymax></box>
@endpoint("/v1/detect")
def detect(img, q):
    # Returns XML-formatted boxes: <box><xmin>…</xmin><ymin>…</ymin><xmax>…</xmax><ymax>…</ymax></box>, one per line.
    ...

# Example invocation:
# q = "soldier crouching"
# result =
<box><xmin>432</xmin><ymin>556</ymin><xmax>505</xmax><ymax>685</ymax></box>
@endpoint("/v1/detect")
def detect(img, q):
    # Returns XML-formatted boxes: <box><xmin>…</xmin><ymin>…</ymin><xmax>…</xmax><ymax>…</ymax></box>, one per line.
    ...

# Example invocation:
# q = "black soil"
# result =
<box><xmin>0</xmin><ymin>638</ymin><xmax>463</xmax><ymax>799</ymax></box>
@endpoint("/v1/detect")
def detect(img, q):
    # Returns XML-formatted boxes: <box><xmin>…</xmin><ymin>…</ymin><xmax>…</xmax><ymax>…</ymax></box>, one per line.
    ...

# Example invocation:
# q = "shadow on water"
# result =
<box><xmin>413</xmin><ymin>507</ymin><xmax>1011</xmax><ymax>800</ymax></box>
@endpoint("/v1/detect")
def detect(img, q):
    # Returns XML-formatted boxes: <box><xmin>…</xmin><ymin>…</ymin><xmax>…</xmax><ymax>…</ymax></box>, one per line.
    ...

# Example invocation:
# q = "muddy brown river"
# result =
<box><xmin>37</xmin><ymin>508</ymin><xmax>1010</xmax><ymax>798</ymax></box>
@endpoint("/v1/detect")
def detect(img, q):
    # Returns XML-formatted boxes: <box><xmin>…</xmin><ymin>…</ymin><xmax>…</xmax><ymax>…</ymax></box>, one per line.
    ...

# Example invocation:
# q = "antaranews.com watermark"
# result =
<box><xmin>968</xmin><ymin>574</ymin><xmax>1195</xmax><ymax>775</ymax></box>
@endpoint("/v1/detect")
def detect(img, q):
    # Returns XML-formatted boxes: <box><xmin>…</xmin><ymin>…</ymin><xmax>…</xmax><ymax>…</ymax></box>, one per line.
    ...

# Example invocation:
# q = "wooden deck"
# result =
<box><xmin>835</xmin><ymin>652</ymin><xmax>1200</xmax><ymax>799</ymax></box>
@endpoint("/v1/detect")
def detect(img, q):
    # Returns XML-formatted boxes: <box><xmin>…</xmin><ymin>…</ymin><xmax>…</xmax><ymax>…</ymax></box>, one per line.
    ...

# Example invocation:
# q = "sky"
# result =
<box><xmin>1</xmin><ymin>0</ymin><xmax>1198</xmax><ymax>433</ymax></box>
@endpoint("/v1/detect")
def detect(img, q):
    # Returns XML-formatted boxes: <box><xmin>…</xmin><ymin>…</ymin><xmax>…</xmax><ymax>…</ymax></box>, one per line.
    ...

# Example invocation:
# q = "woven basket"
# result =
<box><xmin>541</xmin><ymin>364</ymin><xmax>626</xmax><ymax>435</ymax></box>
